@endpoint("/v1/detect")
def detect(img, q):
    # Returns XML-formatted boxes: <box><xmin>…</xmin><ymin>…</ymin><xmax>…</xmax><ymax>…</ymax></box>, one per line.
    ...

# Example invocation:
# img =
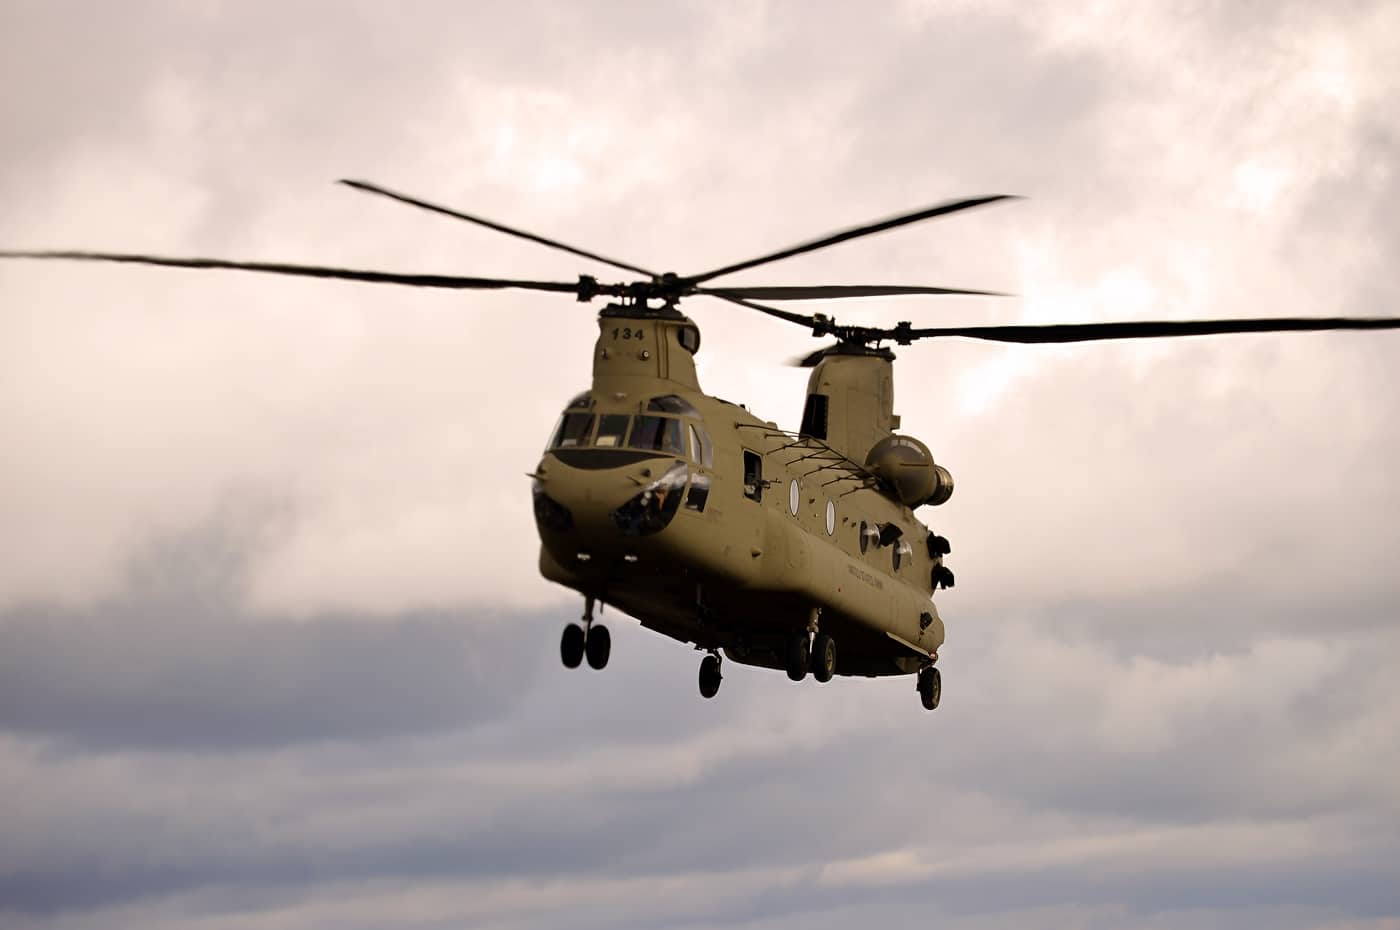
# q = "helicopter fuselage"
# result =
<box><xmin>532</xmin><ymin>306</ymin><xmax>948</xmax><ymax>678</ymax></box>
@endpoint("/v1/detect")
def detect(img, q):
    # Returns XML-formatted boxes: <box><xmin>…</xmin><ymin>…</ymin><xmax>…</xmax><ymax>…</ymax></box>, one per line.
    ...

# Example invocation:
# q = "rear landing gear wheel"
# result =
<box><xmin>561</xmin><ymin>623</ymin><xmax>585</xmax><ymax>669</ymax></box>
<box><xmin>585</xmin><ymin>624</ymin><xmax>611</xmax><ymax>670</ymax></box>
<box><xmin>918</xmin><ymin>666</ymin><xmax>941</xmax><ymax>710</ymax></box>
<box><xmin>811</xmin><ymin>632</ymin><xmax>836</xmax><ymax>683</ymax></box>
<box><xmin>785</xmin><ymin>633</ymin><xmax>811</xmax><ymax>682</ymax></box>
<box><xmin>699</xmin><ymin>653</ymin><xmax>722</xmax><ymax>699</ymax></box>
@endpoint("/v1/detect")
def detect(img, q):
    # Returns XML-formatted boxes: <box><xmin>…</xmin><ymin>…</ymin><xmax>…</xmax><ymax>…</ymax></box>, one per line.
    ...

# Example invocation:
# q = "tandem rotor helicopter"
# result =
<box><xmin>6</xmin><ymin>181</ymin><xmax>1400</xmax><ymax>710</ymax></box>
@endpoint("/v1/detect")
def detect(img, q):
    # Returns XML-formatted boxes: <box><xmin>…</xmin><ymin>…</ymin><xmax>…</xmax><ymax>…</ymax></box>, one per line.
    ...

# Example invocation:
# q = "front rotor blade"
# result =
<box><xmin>702</xmin><ymin>291</ymin><xmax>824</xmax><ymax>330</ymax></box>
<box><xmin>685</xmin><ymin>194</ymin><xmax>1018</xmax><ymax>285</ymax></box>
<box><xmin>903</xmin><ymin>316</ymin><xmax>1400</xmax><ymax>344</ymax></box>
<box><xmin>0</xmin><ymin>250</ymin><xmax>583</xmax><ymax>294</ymax></box>
<box><xmin>339</xmin><ymin>179</ymin><xmax>656</xmax><ymax>278</ymax></box>
<box><xmin>702</xmin><ymin>284</ymin><xmax>1008</xmax><ymax>301</ymax></box>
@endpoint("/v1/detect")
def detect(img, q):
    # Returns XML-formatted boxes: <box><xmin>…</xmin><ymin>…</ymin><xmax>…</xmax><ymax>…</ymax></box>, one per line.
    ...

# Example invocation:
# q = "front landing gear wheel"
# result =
<box><xmin>918</xmin><ymin>666</ymin><xmax>942</xmax><ymax>710</ymax></box>
<box><xmin>785</xmin><ymin>633</ymin><xmax>811</xmax><ymax>682</ymax></box>
<box><xmin>699</xmin><ymin>653</ymin><xmax>722</xmax><ymax>699</ymax></box>
<box><xmin>561</xmin><ymin>623</ymin><xmax>585</xmax><ymax>669</ymax></box>
<box><xmin>585</xmin><ymin>624</ymin><xmax>611</xmax><ymax>670</ymax></box>
<box><xmin>811</xmin><ymin>632</ymin><xmax>836</xmax><ymax>683</ymax></box>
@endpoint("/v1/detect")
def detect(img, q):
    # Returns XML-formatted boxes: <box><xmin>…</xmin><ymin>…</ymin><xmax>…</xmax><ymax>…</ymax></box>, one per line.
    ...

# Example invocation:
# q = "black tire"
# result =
<box><xmin>561</xmin><ymin>623</ymin><xmax>585</xmax><ymax>669</ymax></box>
<box><xmin>918</xmin><ymin>666</ymin><xmax>941</xmax><ymax>710</ymax></box>
<box><xmin>811</xmin><ymin>632</ymin><xmax>836</xmax><ymax>683</ymax></box>
<box><xmin>699</xmin><ymin>654</ymin><xmax>722</xmax><ymax>699</ymax></box>
<box><xmin>785</xmin><ymin>633</ymin><xmax>810</xmax><ymax>682</ymax></box>
<box><xmin>585</xmin><ymin>624</ymin><xmax>611</xmax><ymax>670</ymax></box>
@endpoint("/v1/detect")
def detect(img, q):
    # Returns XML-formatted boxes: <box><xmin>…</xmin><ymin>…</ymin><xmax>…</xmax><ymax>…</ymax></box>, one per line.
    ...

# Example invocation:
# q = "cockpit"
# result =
<box><xmin>537</xmin><ymin>393</ymin><xmax>715</xmax><ymax>537</ymax></box>
<box><xmin>547</xmin><ymin>393</ymin><xmax>714</xmax><ymax>467</ymax></box>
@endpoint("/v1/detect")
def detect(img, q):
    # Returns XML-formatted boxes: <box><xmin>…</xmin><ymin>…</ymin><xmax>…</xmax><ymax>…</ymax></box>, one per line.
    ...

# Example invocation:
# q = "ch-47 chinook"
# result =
<box><xmin>7</xmin><ymin>180</ymin><xmax>1400</xmax><ymax>710</ymax></box>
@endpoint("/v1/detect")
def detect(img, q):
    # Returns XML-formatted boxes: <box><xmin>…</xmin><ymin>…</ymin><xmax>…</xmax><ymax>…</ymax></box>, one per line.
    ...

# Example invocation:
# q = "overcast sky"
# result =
<box><xmin>2</xmin><ymin>2</ymin><xmax>1399</xmax><ymax>928</ymax></box>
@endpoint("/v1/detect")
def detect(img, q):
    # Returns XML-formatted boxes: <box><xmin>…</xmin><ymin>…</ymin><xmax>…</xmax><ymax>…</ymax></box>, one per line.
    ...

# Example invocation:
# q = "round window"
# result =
<box><xmin>825</xmin><ymin>500</ymin><xmax>836</xmax><ymax>536</ymax></box>
<box><xmin>788</xmin><ymin>478</ymin><xmax>800</xmax><ymax>516</ymax></box>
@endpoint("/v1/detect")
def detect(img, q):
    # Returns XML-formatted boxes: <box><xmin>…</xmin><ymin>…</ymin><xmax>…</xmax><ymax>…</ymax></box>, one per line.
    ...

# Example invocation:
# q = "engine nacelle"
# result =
<box><xmin>864</xmin><ymin>435</ymin><xmax>954</xmax><ymax>507</ymax></box>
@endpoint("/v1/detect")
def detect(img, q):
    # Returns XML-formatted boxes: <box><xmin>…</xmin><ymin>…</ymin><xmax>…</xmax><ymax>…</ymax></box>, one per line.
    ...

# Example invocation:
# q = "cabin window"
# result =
<box><xmin>550</xmin><ymin>413</ymin><xmax>595</xmax><ymax>449</ymax></box>
<box><xmin>893</xmin><ymin>539</ymin><xmax>913</xmax><ymax>571</ymax></box>
<box><xmin>743</xmin><ymin>451</ymin><xmax>763</xmax><ymax>502</ymax></box>
<box><xmin>800</xmin><ymin>393</ymin><xmax>829</xmax><ymax>440</ymax></box>
<box><xmin>686</xmin><ymin>472</ymin><xmax>711</xmax><ymax>511</ymax></box>
<box><xmin>630</xmin><ymin>416</ymin><xmax>686</xmax><ymax>455</ymax></box>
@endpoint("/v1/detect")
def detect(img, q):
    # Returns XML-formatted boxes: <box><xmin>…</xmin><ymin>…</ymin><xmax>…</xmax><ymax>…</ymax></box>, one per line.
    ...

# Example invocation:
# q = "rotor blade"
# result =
<box><xmin>701</xmin><ymin>284</ymin><xmax>1008</xmax><ymax>301</ymax></box>
<box><xmin>684</xmin><ymin>194</ymin><xmax>1018</xmax><ymax>285</ymax></box>
<box><xmin>902</xmin><ymin>316</ymin><xmax>1400</xmax><ymax>344</ymax></box>
<box><xmin>789</xmin><ymin>343</ymin><xmax>840</xmax><ymax>367</ymax></box>
<box><xmin>0</xmin><ymin>250</ymin><xmax>583</xmax><ymax>294</ymax></box>
<box><xmin>339</xmin><ymin>179</ymin><xmax>656</xmax><ymax>278</ymax></box>
<box><xmin>703</xmin><ymin>291</ymin><xmax>825</xmax><ymax>330</ymax></box>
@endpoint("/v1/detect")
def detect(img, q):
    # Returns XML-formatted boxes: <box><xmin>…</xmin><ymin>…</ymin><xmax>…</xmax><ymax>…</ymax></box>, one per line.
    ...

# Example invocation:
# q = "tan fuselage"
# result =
<box><xmin>532</xmin><ymin>308</ymin><xmax>947</xmax><ymax>677</ymax></box>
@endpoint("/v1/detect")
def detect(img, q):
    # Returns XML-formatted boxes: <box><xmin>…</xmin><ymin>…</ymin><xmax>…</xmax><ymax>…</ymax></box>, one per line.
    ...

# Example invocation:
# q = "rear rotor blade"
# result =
<box><xmin>789</xmin><ymin>343</ymin><xmax>840</xmax><ymax>367</ymax></box>
<box><xmin>902</xmin><ymin>316</ymin><xmax>1400</xmax><ymax>344</ymax></box>
<box><xmin>701</xmin><ymin>284</ymin><xmax>1008</xmax><ymax>300</ymax></box>
<box><xmin>685</xmin><ymin>194</ymin><xmax>1018</xmax><ymax>285</ymax></box>
<box><xmin>340</xmin><ymin>179</ymin><xmax>656</xmax><ymax>278</ymax></box>
<box><xmin>0</xmin><ymin>250</ymin><xmax>583</xmax><ymax>294</ymax></box>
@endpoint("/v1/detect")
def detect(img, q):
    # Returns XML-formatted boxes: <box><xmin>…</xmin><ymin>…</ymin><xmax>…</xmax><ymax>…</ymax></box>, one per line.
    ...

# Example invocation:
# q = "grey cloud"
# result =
<box><xmin>0</xmin><ymin>512</ymin><xmax>539</xmax><ymax>750</ymax></box>
<box><xmin>3</xmin><ymin>550</ymin><xmax>1397</xmax><ymax>921</ymax></box>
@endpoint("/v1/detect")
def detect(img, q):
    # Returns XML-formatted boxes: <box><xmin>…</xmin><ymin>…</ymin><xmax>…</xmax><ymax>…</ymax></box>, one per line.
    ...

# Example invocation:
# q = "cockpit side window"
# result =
<box><xmin>630</xmin><ymin>416</ymin><xmax>686</xmax><ymax>455</ymax></box>
<box><xmin>689</xmin><ymin>423</ymin><xmax>714</xmax><ymax>468</ymax></box>
<box><xmin>550</xmin><ymin>413</ymin><xmax>595</xmax><ymax>449</ymax></box>
<box><xmin>595</xmin><ymin>414</ymin><xmax>631</xmax><ymax>448</ymax></box>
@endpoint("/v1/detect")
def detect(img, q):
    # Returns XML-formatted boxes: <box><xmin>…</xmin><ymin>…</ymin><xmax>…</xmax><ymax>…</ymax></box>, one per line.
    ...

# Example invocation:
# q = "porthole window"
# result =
<box><xmin>859</xmin><ymin>520</ymin><xmax>870</xmax><ymax>554</ymax></box>
<box><xmin>788</xmin><ymin>478</ymin><xmax>800</xmax><ymax>516</ymax></box>
<box><xmin>825</xmin><ymin>500</ymin><xmax>836</xmax><ymax>536</ymax></box>
<box><xmin>893</xmin><ymin>539</ymin><xmax>913</xmax><ymax>571</ymax></box>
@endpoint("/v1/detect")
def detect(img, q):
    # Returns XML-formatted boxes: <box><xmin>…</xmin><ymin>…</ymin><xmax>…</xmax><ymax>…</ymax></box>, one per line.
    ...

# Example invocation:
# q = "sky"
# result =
<box><xmin>1</xmin><ymin>1</ymin><xmax>1399</xmax><ymax>928</ymax></box>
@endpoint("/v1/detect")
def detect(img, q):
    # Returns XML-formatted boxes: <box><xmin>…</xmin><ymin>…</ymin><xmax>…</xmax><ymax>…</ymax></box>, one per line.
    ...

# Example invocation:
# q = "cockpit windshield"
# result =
<box><xmin>546</xmin><ymin>394</ymin><xmax>711</xmax><ymax>461</ymax></box>
<box><xmin>595</xmin><ymin>414</ymin><xmax>630</xmax><ymax>448</ymax></box>
<box><xmin>550</xmin><ymin>412</ymin><xmax>595</xmax><ymax>449</ymax></box>
<box><xmin>629</xmin><ymin>416</ymin><xmax>685</xmax><ymax>455</ymax></box>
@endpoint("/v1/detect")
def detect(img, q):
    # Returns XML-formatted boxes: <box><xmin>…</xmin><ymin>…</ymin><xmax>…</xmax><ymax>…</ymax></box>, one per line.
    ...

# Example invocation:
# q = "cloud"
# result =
<box><xmin>2</xmin><ymin>1</ymin><xmax>1399</xmax><ymax>928</ymax></box>
<box><xmin>0</xmin><ymin>500</ymin><xmax>538</xmax><ymax>749</ymax></box>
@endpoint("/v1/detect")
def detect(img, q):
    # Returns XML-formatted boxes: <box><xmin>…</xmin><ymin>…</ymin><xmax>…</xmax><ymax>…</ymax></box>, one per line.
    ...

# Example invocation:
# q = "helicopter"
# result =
<box><xmin>6</xmin><ymin>181</ymin><xmax>1400</xmax><ymax>711</ymax></box>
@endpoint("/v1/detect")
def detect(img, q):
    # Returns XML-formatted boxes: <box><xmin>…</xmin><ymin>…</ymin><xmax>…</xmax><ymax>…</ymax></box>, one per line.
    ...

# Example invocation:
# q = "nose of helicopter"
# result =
<box><xmin>531</xmin><ymin>451</ymin><xmax>689</xmax><ymax>549</ymax></box>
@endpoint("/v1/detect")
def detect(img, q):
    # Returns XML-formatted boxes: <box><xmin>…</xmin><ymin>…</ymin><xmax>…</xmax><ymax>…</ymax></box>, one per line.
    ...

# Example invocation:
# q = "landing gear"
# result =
<box><xmin>785</xmin><ymin>633</ymin><xmax>811</xmax><ymax>682</ymax></box>
<box><xmin>811</xmin><ymin>632</ymin><xmax>836</xmax><ymax>683</ymax></box>
<box><xmin>699</xmin><ymin>652</ymin><xmax>723</xmax><ymax>699</ymax></box>
<box><xmin>561</xmin><ymin>596</ymin><xmax>609</xmax><ymax>671</ymax></box>
<box><xmin>561</xmin><ymin>623</ymin><xmax>585</xmax><ymax>669</ymax></box>
<box><xmin>917</xmin><ymin>665</ymin><xmax>941</xmax><ymax>710</ymax></box>
<box><xmin>585</xmin><ymin>624</ymin><xmax>611</xmax><ymax>670</ymax></box>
